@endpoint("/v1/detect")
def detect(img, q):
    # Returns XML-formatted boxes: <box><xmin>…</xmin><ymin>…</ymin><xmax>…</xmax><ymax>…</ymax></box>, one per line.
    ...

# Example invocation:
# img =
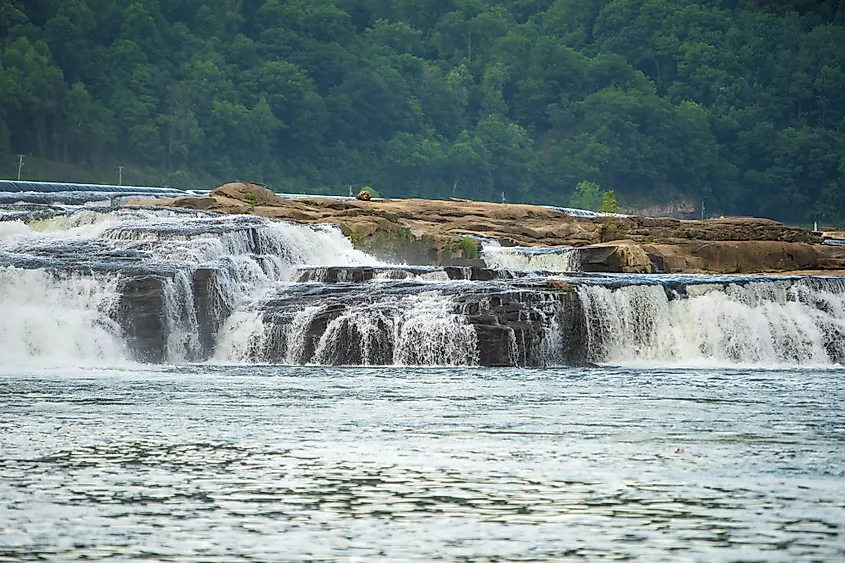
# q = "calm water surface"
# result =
<box><xmin>1</xmin><ymin>365</ymin><xmax>844</xmax><ymax>561</ymax></box>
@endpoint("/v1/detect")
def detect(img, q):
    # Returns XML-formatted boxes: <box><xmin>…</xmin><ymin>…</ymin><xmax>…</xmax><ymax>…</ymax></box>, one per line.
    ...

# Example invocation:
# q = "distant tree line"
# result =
<box><xmin>1</xmin><ymin>0</ymin><xmax>843</xmax><ymax>222</ymax></box>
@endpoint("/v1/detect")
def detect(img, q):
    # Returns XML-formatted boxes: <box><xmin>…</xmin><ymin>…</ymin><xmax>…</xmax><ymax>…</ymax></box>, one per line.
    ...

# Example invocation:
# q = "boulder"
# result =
<box><xmin>211</xmin><ymin>182</ymin><xmax>286</xmax><ymax>207</ymax></box>
<box><xmin>641</xmin><ymin>241</ymin><xmax>819</xmax><ymax>274</ymax></box>
<box><xmin>577</xmin><ymin>242</ymin><xmax>654</xmax><ymax>273</ymax></box>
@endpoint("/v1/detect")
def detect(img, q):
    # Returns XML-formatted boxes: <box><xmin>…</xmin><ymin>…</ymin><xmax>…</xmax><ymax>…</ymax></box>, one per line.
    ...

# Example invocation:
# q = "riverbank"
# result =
<box><xmin>131</xmin><ymin>182</ymin><xmax>845</xmax><ymax>275</ymax></box>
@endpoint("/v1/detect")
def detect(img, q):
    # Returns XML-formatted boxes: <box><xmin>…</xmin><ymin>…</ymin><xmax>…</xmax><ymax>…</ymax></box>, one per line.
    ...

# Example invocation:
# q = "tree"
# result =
<box><xmin>475</xmin><ymin>115</ymin><xmax>535</xmax><ymax>202</ymax></box>
<box><xmin>601</xmin><ymin>190</ymin><xmax>619</xmax><ymax>213</ymax></box>
<box><xmin>569</xmin><ymin>181</ymin><xmax>603</xmax><ymax>211</ymax></box>
<box><xmin>0</xmin><ymin>0</ymin><xmax>842</xmax><ymax>223</ymax></box>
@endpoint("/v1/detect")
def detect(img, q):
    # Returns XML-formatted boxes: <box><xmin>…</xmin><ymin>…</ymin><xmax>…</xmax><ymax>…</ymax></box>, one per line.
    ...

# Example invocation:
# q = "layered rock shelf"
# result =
<box><xmin>133</xmin><ymin>182</ymin><xmax>845</xmax><ymax>275</ymax></box>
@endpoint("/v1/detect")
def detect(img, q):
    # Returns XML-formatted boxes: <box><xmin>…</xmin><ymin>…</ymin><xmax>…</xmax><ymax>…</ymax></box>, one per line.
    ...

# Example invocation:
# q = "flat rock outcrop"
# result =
<box><xmin>574</xmin><ymin>240</ymin><xmax>836</xmax><ymax>274</ymax></box>
<box><xmin>132</xmin><ymin>184</ymin><xmax>845</xmax><ymax>274</ymax></box>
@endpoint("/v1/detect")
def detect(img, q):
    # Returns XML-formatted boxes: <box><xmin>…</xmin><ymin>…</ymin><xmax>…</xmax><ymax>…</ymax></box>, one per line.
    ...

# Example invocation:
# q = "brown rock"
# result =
<box><xmin>211</xmin><ymin>182</ymin><xmax>286</xmax><ymax>207</ymax></box>
<box><xmin>640</xmin><ymin>241</ymin><xmax>819</xmax><ymax>274</ymax></box>
<box><xmin>356</xmin><ymin>190</ymin><xmax>372</xmax><ymax>201</ymax></box>
<box><xmin>546</xmin><ymin>280</ymin><xmax>575</xmax><ymax>292</ymax></box>
<box><xmin>130</xmin><ymin>183</ymin><xmax>831</xmax><ymax>273</ymax></box>
<box><xmin>578</xmin><ymin>242</ymin><xmax>654</xmax><ymax>273</ymax></box>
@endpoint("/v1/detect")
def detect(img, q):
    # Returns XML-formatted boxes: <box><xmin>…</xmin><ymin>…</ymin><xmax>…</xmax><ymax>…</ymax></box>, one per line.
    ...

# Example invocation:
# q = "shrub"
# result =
<box><xmin>243</xmin><ymin>191</ymin><xmax>258</xmax><ymax>206</ymax></box>
<box><xmin>457</xmin><ymin>236</ymin><xmax>479</xmax><ymax>259</ymax></box>
<box><xmin>360</xmin><ymin>186</ymin><xmax>381</xmax><ymax>198</ymax></box>
<box><xmin>601</xmin><ymin>190</ymin><xmax>619</xmax><ymax>213</ymax></box>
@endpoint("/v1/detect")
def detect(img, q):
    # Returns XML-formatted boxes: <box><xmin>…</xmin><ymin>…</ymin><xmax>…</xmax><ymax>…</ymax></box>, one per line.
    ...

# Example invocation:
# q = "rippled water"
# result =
<box><xmin>2</xmin><ymin>365</ymin><xmax>844</xmax><ymax>561</ymax></box>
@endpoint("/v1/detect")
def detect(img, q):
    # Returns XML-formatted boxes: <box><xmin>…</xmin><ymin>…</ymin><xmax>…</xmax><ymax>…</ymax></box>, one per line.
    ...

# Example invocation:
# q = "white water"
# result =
<box><xmin>482</xmin><ymin>243</ymin><xmax>580</xmax><ymax>272</ymax></box>
<box><xmin>0</xmin><ymin>208</ymin><xmax>378</xmax><ymax>366</ymax></box>
<box><xmin>216</xmin><ymin>291</ymin><xmax>479</xmax><ymax>366</ymax></box>
<box><xmin>577</xmin><ymin>280</ymin><xmax>845</xmax><ymax>366</ymax></box>
<box><xmin>0</xmin><ymin>268</ymin><xmax>127</xmax><ymax>366</ymax></box>
<box><xmin>3</xmin><ymin>206</ymin><xmax>845</xmax><ymax>368</ymax></box>
<box><xmin>392</xmin><ymin>293</ymin><xmax>478</xmax><ymax>366</ymax></box>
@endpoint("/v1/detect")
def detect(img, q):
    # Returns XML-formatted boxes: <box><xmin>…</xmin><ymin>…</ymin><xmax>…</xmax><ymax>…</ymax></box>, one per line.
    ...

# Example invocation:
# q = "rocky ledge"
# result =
<box><xmin>133</xmin><ymin>183</ymin><xmax>845</xmax><ymax>275</ymax></box>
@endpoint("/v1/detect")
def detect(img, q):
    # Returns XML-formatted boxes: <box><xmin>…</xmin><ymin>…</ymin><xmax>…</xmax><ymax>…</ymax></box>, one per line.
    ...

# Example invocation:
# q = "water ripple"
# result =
<box><xmin>1</xmin><ymin>365</ymin><xmax>843</xmax><ymax>561</ymax></box>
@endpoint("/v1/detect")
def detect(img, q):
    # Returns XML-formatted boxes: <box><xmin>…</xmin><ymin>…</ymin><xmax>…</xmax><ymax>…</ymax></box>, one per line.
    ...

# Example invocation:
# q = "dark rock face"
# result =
<box><xmin>244</xmin><ymin>273</ymin><xmax>594</xmax><ymax>367</ymax></box>
<box><xmin>295</xmin><ymin>266</ymin><xmax>441</xmax><ymax>283</ymax></box>
<box><xmin>472</xmin><ymin>325</ymin><xmax>514</xmax><ymax>366</ymax></box>
<box><xmin>116</xmin><ymin>275</ymin><xmax>169</xmax><ymax>363</ymax></box>
<box><xmin>113</xmin><ymin>268</ymin><xmax>231</xmax><ymax>364</ymax></box>
<box><xmin>192</xmin><ymin>268</ymin><xmax>231</xmax><ymax>358</ymax></box>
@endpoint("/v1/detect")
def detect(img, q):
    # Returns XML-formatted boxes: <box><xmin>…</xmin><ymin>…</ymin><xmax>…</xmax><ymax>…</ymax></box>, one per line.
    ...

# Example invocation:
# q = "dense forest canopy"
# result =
<box><xmin>1</xmin><ymin>0</ymin><xmax>844</xmax><ymax>222</ymax></box>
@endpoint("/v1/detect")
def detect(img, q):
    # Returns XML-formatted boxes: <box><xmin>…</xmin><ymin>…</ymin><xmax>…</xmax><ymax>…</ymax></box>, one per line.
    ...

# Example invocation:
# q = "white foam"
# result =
<box><xmin>0</xmin><ymin>221</ymin><xmax>32</xmax><ymax>238</ymax></box>
<box><xmin>577</xmin><ymin>280</ymin><xmax>845</xmax><ymax>366</ymax></box>
<box><xmin>482</xmin><ymin>244</ymin><xmax>580</xmax><ymax>272</ymax></box>
<box><xmin>0</xmin><ymin>267</ymin><xmax>128</xmax><ymax>367</ymax></box>
<box><xmin>0</xmin><ymin>208</ymin><xmax>381</xmax><ymax>366</ymax></box>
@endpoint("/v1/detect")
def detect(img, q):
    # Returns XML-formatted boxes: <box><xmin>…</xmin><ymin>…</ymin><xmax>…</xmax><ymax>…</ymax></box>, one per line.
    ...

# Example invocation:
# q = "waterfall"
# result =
<box><xmin>392</xmin><ymin>292</ymin><xmax>479</xmax><ymax>366</ymax></box>
<box><xmin>0</xmin><ymin>267</ymin><xmax>127</xmax><ymax>365</ymax></box>
<box><xmin>3</xmin><ymin>203</ymin><xmax>845</xmax><ymax>369</ymax></box>
<box><xmin>576</xmin><ymin>279</ymin><xmax>845</xmax><ymax>366</ymax></box>
<box><xmin>0</xmin><ymin>207</ymin><xmax>378</xmax><ymax>365</ymax></box>
<box><xmin>215</xmin><ymin>291</ymin><xmax>479</xmax><ymax>366</ymax></box>
<box><xmin>482</xmin><ymin>243</ymin><xmax>580</xmax><ymax>272</ymax></box>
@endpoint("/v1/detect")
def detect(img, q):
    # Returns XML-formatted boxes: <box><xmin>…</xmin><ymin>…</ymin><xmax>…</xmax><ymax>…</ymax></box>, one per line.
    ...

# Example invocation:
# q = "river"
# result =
<box><xmin>2</xmin><ymin>364</ymin><xmax>844</xmax><ymax>561</ymax></box>
<box><xmin>1</xmin><ymin>202</ymin><xmax>844</xmax><ymax>561</ymax></box>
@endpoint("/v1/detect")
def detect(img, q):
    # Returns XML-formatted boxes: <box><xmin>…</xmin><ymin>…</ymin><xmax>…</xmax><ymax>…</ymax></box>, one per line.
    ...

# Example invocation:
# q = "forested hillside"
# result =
<box><xmin>1</xmin><ymin>0</ymin><xmax>843</xmax><ymax>222</ymax></box>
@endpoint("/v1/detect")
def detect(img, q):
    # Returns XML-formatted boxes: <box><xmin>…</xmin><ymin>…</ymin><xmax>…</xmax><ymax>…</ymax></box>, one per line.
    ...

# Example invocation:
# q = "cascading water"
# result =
<box><xmin>215</xmin><ymin>290</ymin><xmax>479</xmax><ymax>366</ymax></box>
<box><xmin>577</xmin><ymin>279</ymin><xmax>845</xmax><ymax>366</ymax></box>
<box><xmin>0</xmin><ymin>267</ymin><xmax>126</xmax><ymax>365</ymax></box>
<box><xmin>3</xmin><ymin>203</ymin><xmax>844</xmax><ymax>369</ymax></box>
<box><xmin>0</xmin><ymin>207</ymin><xmax>378</xmax><ymax>365</ymax></box>
<box><xmin>482</xmin><ymin>242</ymin><xmax>581</xmax><ymax>272</ymax></box>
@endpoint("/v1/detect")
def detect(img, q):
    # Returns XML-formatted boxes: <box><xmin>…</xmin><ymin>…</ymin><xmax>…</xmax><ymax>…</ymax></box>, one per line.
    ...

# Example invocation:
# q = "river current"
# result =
<box><xmin>2</xmin><ymin>364</ymin><xmax>844</xmax><ymax>561</ymax></box>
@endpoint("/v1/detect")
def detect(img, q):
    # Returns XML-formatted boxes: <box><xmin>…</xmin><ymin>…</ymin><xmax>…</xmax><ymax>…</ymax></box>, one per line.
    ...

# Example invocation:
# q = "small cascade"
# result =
<box><xmin>482</xmin><ymin>243</ymin><xmax>581</xmax><ymax>272</ymax></box>
<box><xmin>0</xmin><ymin>267</ymin><xmax>127</xmax><ymax>365</ymax></box>
<box><xmin>162</xmin><ymin>270</ymin><xmax>202</xmax><ymax>363</ymax></box>
<box><xmin>211</xmin><ymin>310</ymin><xmax>270</xmax><ymax>364</ymax></box>
<box><xmin>215</xmin><ymin>291</ymin><xmax>479</xmax><ymax>366</ymax></box>
<box><xmin>577</xmin><ymin>278</ymin><xmax>845</xmax><ymax>366</ymax></box>
<box><xmin>392</xmin><ymin>292</ymin><xmax>478</xmax><ymax>366</ymax></box>
<box><xmin>0</xmin><ymin>207</ymin><xmax>378</xmax><ymax>365</ymax></box>
<box><xmin>284</xmin><ymin>305</ymin><xmax>328</xmax><ymax>364</ymax></box>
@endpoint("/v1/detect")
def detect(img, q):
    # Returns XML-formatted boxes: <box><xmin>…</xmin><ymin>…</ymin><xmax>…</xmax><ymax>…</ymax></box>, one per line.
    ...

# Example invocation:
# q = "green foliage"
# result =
<box><xmin>243</xmin><ymin>191</ymin><xmax>258</xmax><ymax>206</ymax></box>
<box><xmin>0</xmin><ymin>0</ymin><xmax>844</xmax><ymax>223</ymax></box>
<box><xmin>457</xmin><ymin>236</ymin><xmax>480</xmax><ymax>260</ymax></box>
<box><xmin>569</xmin><ymin>181</ymin><xmax>603</xmax><ymax>211</ymax></box>
<box><xmin>601</xmin><ymin>190</ymin><xmax>619</xmax><ymax>214</ymax></box>
<box><xmin>360</xmin><ymin>186</ymin><xmax>380</xmax><ymax>198</ymax></box>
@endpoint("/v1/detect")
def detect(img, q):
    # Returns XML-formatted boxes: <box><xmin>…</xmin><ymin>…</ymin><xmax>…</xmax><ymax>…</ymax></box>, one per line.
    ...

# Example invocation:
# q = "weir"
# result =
<box><xmin>1</xmin><ymin>204</ymin><xmax>844</xmax><ymax>368</ymax></box>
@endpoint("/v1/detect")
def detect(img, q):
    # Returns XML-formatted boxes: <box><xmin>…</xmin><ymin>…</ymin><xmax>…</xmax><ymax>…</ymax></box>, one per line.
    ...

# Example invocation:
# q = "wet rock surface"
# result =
<box><xmin>252</xmin><ymin>277</ymin><xmax>591</xmax><ymax>367</ymax></box>
<box><xmin>117</xmin><ymin>275</ymin><xmax>170</xmax><ymax>363</ymax></box>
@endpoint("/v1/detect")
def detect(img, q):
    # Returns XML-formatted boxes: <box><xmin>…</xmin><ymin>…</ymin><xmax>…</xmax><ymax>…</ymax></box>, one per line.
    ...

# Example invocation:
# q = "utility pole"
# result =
<box><xmin>701</xmin><ymin>200</ymin><xmax>705</xmax><ymax>220</ymax></box>
<box><xmin>118</xmin><ymin>166</ymin><xmax>124</xmax><ymax>186</ymax></box>
<box><xmin>17</xmin><ymin>155</ymin><xmax>24</xmax><ymax>180</ymax></box>
<box><xmin>501</xmin><ymin>191</ymin><xmax>505</xmax><ymax>204</ymax></box>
